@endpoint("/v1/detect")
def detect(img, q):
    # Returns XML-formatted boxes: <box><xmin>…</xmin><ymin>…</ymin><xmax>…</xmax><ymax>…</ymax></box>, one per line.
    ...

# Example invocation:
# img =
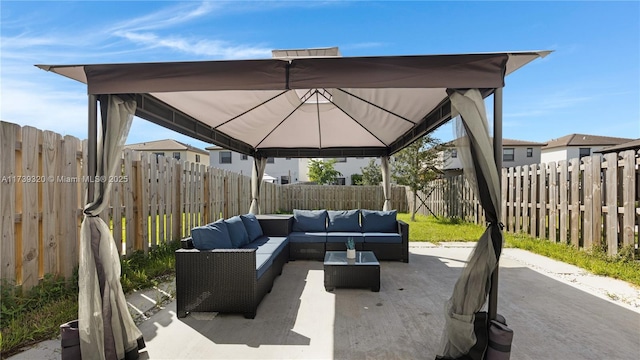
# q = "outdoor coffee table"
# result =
<box><xmin>323</xmin><ymin>251</ymin><xmax>380</xmax><ymax>292</ymax></box>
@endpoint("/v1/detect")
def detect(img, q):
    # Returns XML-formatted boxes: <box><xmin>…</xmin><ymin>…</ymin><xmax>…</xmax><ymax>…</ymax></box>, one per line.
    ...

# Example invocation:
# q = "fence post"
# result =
<box><xmin>621</xmin><ymin>150</ymin><xmax>636</xmax><ymax>248</ymax></box>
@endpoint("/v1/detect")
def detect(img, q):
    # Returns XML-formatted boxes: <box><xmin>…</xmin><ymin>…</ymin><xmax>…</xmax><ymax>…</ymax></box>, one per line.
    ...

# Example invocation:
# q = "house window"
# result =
<box><xmin>335</xmin><ymin>157</ymin><xmax>347</xmax><ymax>163</ymax></box>
<box><xmin>526</xmin><ymin>148</ymin><xmax>533</xmax><ymax>158</ymax></box>
<box><xmin>220</xmin><ymin>151</ymin><xmax>232</xmax><ymax>164</ymax></box>
<box><xmin>451</xmin><ymin>149</ymin><xmax>458</xmax><ymax>158</ymax></box>
<box><xmin>579</xmin><ymin>148</ymin><xmax>591</xmax><ymax>159</ymax></box>
<box><xmin>281</xmin><ymin>175</ymin><xmax>290</xmax><ymax>185</ymax></box>
<box><xmin>285</xmin><ymin>157</ymin><xmax>291</xmax><ymax>160</ymax></box>
<box><xmin>356</xmin><ymin>157</ymin><xmax>364</xmax><ymax>159</ymax></box>
<box><xmin>336</xmin><ymin>177</ymin><xmax>346</xmax><ymax>185</ymax></box>
<box><xmin>241</xmin><ymin>154</ymin><xmax>248</xmax><ymax>160</ymax></box>
<box><xmin>503</xmin><ymin>148</ymin><xmax>515</xmax><ymax>162</ymax></box>
<box><xmin>267</xmin><ymin>157</ymin><xmax>275</xmax><ymax>164</ymax></box>
<box><xmin>195</xmin><ymin>154</ymin><xmax>201</xmax><ymax>163</ymax></box>
<box><xmin>173</xmin><ymin>152</ymin><xmax>181</xmax><ymax>160</ymax></box>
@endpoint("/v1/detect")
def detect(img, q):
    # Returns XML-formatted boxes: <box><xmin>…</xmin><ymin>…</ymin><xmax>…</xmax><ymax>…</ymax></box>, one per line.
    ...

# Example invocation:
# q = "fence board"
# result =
<box><xmin>514</xmin><ymin>166</ymin><xmax>522</xmax><ymax>232</ymax></box>
<box><xmin>1</xmin><ymin>122</ymin><xmax>18</xmax><ymax>283</ymax></box>
<box><xmin>522</xmin><ymin>165</ymin><xmax>530</xmax><ymax>234</ymax></box>
<box><xmin>19</xmin><ymin>127</ymin><xmax>39</xmax><ymax>288</ymax></box>
<box><xmin>530</xmin><ymin>164</ymin><xmax>538</xmax><ymax>238</ymax></box>
<box><xmin>548</xmin><ymin>162</ymin><xmax>557</xmax><ymax>243</ymax></box>
<box><xmin>622</xmin><ymin>150</ymin><xmax>636</xmax><ymax>248</ymax></box>
<box><xmin>570</xmin><ymin>158</ymin><xmax>580</xmax><ymax>247</ymax></box>
<box><xmin>559</xmin><ymin>161</ymin><xmax>568</xmax><ymax>244</ymax></box>
<box><xmin>58</xmin><ymin>135</ymin><xmax>79</xmax><ymax>280</ymax></box>
<box><xmin>604</xmin><ymin>153</ymin><xmax>619</xmax><ymax>255</ymax></box>
<box><xmin>123</xmin><ymin>150</ymin><xmax>135</xmax><ymax>256</ymax></box>
<box><xmin>42</xmin><ymin>130</ymin><xmax>61</xmax><ymax>275</ymax></box>
<box><xmin>538</xmin><ymin>163</ymin><xmax>547</xmax><ymax>239</ymax></box>
<box><xmin>591</xmin><ymin>155</ymin><xmax>602</xmax><ymax>248</ymax></box>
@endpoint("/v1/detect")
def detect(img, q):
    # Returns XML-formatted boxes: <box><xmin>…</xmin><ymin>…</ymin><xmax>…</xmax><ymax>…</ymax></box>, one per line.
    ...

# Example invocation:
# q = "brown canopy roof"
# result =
<box><xmin>37</xmin><ymin>50</ymin><xmax>550</xmax><ymax>157</ymax></box>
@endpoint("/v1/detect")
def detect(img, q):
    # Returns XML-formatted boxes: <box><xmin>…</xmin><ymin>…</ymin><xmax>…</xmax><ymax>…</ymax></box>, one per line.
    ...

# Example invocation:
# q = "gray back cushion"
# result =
<box><xmin>191</xmin><ymin>220</ymin><xmax>233</xmax><ymax>250</ymax></box>
<box><xmin>292</xmin><ymin>209</ymin><xmax>328</xmax><ymax>232</ymax></box>
<box><xmin>361</xmin><ymin>209</ymin><xmax>397</xmax><ymax>233</ymax></box>
<box><xmin>225</xmin><ymin>215</ymin><xmax>250</xmax><ymax>248</ymax></box>
<box><xmin>240</xmin><ymin>213</ymin><xmax>264</xmax><ymax>242</ymax></box>
<box><xmin>327</xmin><ymin>209</ymin><xmax>361</xmax><ymax>232</ymax></box>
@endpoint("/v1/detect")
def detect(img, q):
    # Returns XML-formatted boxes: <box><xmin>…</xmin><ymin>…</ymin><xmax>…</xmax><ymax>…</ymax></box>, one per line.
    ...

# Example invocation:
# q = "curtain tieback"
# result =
<box><xmin>487</xmin><ymin>221</ymin><xmax>504</xmax><ymax>230</ymax></box>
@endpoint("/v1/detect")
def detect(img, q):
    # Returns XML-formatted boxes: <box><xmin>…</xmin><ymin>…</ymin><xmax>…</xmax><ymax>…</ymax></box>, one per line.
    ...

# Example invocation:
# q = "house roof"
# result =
<box><xmin>594</xmin><ymin>138</ymin><xmax>640</xmax><ymax>154</ymax></box>
<box><xmin>125</xmin><ymin>139</ymin><xmax>208</xmax><ymax>155</ymax></box>
<box><xmin>542</xmin><ymin>134</ymin><xmax>634</xmax><ymax>150</ymax></box>
<box><xmin>443</xmin><ymin>137</ymin><xmax>546</xmax><ymax>147</ymax></box>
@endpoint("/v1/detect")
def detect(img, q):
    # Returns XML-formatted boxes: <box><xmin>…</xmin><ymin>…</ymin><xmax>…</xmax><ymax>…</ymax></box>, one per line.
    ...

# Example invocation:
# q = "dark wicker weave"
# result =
<box><xmin>323</xmin><ymin>251</ymin><xmax>380</xmax><ymax>292</ymax></box>
<box><xmin>175</xmin><ymin>215</ymin><xmax>408</xmax><ymax>319</ymax></box>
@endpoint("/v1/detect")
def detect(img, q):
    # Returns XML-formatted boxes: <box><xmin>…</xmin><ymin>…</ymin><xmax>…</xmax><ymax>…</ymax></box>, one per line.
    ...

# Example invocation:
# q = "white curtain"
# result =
<box><xmin>249</xmin><ymin>157</ymin><xmax>267</xmax><ymax>214</ymax></box>
<box><xmin>381</xmin><ymin>156</ymin><xmax>392</xmax><ymax>211</ymax></box>
<box><xmin>437</xmin><ymin>89</ymin><xmax>503</xmax><ymax>359</ymax></box>
<box><xmin>79</xmin><ymin>95</ymin><xmax>143</xmax><ymax>360</ymax></box>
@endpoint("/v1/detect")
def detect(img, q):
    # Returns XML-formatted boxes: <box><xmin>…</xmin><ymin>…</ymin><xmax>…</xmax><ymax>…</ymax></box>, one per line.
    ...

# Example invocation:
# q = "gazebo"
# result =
<box><xmin>38</xmin><ymin>48</ymin><xmax>550</xmax><ymax>360</ymax></box>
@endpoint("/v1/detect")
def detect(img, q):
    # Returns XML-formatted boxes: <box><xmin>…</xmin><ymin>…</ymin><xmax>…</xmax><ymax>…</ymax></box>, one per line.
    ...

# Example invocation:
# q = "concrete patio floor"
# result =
<box><xmin>9</xmin><ymin>243</ymin><xmax>640</xmax><ymax>360</ymax></box>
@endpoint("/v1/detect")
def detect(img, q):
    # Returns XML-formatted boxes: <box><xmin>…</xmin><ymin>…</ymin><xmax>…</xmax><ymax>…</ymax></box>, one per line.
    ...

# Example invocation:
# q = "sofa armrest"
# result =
<box><xmin>397</xmin><ymin>220</ymin><xmax>410</xmax><ymax>263</ymax></box>
<box><xmin>181</xmin><ymin>237</ymin><xmax>194</xmax><ymax>249</ymax></box>
<box><xmin>257</xmin><ymin>215</ymin><xmax>293</xmax><ymax>236</ymax></box>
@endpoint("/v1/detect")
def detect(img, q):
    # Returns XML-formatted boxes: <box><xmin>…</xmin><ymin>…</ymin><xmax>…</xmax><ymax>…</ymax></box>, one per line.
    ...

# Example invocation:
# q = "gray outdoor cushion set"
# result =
<box><xmin>176</xmin><ymin>209</ymin><xmax>409</xmax><ymax>319</ymax></box>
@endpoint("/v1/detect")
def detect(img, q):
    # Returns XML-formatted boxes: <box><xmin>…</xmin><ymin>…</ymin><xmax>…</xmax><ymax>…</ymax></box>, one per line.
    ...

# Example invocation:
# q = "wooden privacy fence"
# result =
<box><xmin>279</xmin><ymin>185</ymin><xmax>408</xmax><ymax>212</ymax></box>
<box><xmin>1</xmin><ymin>122</ymin><xmax>408</xmax><ymax>289</ymax></box>
<box><xmin>415</xmin><ymin>151</ymin><xmax>640</xmax><ymax>257</ymax></box>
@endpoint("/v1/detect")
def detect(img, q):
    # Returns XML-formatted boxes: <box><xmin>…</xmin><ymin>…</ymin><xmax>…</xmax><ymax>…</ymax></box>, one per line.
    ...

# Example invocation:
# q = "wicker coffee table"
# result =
<box><xmin>323</xmin><ymin>251</ymin><xmax>380</xmax><ymax>292</ymax></box>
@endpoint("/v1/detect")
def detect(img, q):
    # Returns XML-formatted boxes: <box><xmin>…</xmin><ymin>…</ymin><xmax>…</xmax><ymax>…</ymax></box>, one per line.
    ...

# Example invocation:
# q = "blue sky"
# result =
<box><xmin>1</xmin><ymin>1</ymin><xmax>638</xmax><ymax>150</ymax></box>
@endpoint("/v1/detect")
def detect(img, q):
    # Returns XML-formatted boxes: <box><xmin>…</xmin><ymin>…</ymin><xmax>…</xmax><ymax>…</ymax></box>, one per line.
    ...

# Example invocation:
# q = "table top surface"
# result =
<box><xmin>324</xmin><ymin>251</ymin><xmax>379</xmax><ymax>266</ymax></box>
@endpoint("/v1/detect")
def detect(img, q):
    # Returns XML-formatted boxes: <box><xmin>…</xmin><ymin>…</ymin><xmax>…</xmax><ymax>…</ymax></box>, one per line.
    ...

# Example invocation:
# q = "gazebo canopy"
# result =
<box><xmin>37</xmin><ymin>49</ymin><xmax>549</xmax><ymax>158</ymax></box>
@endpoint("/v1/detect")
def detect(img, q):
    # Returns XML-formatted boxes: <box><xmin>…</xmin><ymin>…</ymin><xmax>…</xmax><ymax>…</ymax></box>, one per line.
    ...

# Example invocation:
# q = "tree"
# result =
<box><xmin>307</xmin><ymin>159</ymin><xmax>342</xmax><ymax>185</ymax></box>
<box><xmin>351</xmin><ymin>173</ymin><xmax>363</xmax><ymax>185</ymax></box>
<box><xmin>360</xmin><ymin>159</ymin><xmax>382</xmax><ymax>185</ymax></box>
<box><xmin>392</xmin><ymin>134</ymin><xmax>442</xmax><ymax>221</ymax></box>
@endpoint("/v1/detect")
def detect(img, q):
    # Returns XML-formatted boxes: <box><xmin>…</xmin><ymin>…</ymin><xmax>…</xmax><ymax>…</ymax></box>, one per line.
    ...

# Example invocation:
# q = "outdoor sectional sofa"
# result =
<box><xmin>176</xmin><ymin>209</ymin><xmax>408</xmax><ymax>319</ymax></box>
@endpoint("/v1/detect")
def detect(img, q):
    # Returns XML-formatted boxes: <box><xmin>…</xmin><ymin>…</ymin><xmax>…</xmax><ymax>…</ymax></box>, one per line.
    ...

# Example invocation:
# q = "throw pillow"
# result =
<box><xmin>361</xmin><ymin>209</ymin><xmax>397</xmax><ymax>233</ymax></box>
<box><xmin>240</xmin><ymin>213</ymin><xmax>264</xmax><ymax>242</ymax></box>
<box><xmin>225</xmin><ymin>215</ymin><xmax>250</xmax><ymax>248</ymax></box>
<box><xmin>327</xmin><ymin>209</ymin><xmax>361</xmax><ymax>232</ymax></box>
<box><xmin>292</xmin><ymin>209</ymin><xmax>328</xmax><ymax>232</ymax></box>
<box><xmin>191</xmin><ymin>220</ymin><xmax>233</xmax><ymax>250</ymax></box>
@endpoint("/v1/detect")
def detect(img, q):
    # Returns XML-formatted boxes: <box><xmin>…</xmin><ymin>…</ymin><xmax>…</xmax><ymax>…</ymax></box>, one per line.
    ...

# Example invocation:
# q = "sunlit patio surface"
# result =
<box><xmin>134</xmin><ymin>244</ymin><xmax>639</xmax><ymax>360</ymax></box>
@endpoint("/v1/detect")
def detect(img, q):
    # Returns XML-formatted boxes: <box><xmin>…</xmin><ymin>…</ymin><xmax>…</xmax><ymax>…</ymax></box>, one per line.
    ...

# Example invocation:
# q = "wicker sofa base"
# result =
<box><xmin>176</xmin><ymin>243</ymin><xmax>290</xmax><ymax>319</ymax></box>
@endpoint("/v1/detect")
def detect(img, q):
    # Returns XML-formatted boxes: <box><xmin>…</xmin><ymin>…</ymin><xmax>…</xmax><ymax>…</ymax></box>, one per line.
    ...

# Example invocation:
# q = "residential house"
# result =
<box><xmin>594</xmin><ymin>138</ymin><xmax>640</xmax><ymax>154</ymax></box>
<box><xmin>298</xmin><ymin>157</ymin><xmax>381</xmax><ymax>185</ymax></box>
<box><xmin>124</xmin><ymin>139</ymin><xmax>209</xmax><ymax>164</ymax></box>
<box><xmin>440</xmin><ymin>138</ymin><xmax>546</xmax><ymax>176</ymax></box>
<box><xmin>540</xmin><ymin>134</ymin><xmax>635</xmax><ymax>164</ymax></box>
<box><xmin>207</xmin><ymin>145</ymin><xmax>300</xmax><ymax>184</ymax></box>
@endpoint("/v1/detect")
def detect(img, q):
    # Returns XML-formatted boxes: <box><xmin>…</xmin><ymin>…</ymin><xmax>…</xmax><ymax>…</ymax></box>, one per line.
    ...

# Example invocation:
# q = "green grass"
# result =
<box><xmin>402</xmin><ymin>213</ymin><xmax>640</xmax><ymax>287</ymax></box>
<box><xmin>0</xmin><ymin>240</ymin><xmax>180</xmax><ymax>357</ymax></box>
<box><xmin>397</xmin><ymin>213</ymin><xmax>485</xmax><ymax>242</ymax></box>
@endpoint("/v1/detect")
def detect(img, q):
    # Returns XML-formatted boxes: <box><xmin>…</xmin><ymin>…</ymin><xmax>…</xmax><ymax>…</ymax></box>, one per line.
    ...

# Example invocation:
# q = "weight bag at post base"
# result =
<box><xmin>60</xmin><ymin>320</ymin><xmax>81</xmax><ymax>360</ymax></box>
<box><xmin>486</xmin><ymin>316</ymin><xmax>514</xmax><ymax>360</ymax></box>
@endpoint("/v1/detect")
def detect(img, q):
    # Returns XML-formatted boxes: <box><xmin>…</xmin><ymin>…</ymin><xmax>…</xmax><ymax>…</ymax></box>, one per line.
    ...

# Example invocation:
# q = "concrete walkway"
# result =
<box><xmin>8</xmin><ymin>243</ymin><xmax>640</xmax><ymax>360</ymax></box>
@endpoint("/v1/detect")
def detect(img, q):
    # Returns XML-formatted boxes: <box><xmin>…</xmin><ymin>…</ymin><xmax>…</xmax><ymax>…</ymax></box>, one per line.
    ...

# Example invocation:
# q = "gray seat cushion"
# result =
<box><xmin>255</xmin><ymin>253</ymin><xmax>273</xmax><ymax>279</ymax></box>
<box><xmin>363</xmin><ymin>232</ymin><xmax>402</xmax><ymax>244</ymax></box>
<box><xmin>288</xmin><ymin>231</ymin><xmax>327</xmax><ymax>243</ymax></box>
<box><xmin>325</xmin><ymin>232</ymin><xmax>364</xmax><ymax>243</ymax></box>
<box><xmin>243</xmin><ymin>236</ymin><xmax>289</xmax><ymax>257</ymax></box>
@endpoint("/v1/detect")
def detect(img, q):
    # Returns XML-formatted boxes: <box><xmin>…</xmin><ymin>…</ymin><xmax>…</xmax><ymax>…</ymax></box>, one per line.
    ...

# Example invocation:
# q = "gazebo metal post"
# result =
<box><xmin>488</xmin><ymin>87</ymin><xmax>503</xmax><ymax>321</ymax></box>
<box><xmin>87</xmin><ymin>94</ymin><xmax>98</xmax><ymax>203</ymax></box>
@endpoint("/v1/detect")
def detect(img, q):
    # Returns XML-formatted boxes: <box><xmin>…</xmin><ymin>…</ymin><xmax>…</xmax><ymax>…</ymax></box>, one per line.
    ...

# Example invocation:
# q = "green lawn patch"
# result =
<box><xmin>400</xmin><ymin>213</ymin><xmax>640</xmax><ymax>287</ymax></box>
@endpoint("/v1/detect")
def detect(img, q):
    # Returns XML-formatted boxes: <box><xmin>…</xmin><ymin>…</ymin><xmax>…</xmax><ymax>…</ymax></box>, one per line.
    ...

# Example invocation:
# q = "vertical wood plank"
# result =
<box><xmin>604</xmin><ymin>153</ymin><xmax>619</xmax><ymax>255</ymax></box>
<box><xmin>591</xmin><ymin>155</ymin><xmax>602</xmax><ymax>248</ymax></box>
<box><xmin>538</xmin><ymin>163</ymin><xmax>547</xmax><ymax>239</ymax></box>
<box><xmin>123</xmin><ymin>149</ymin><xmax>135</xmax><ymax>256</ymax></box>
<box><xmin>522</xmin><ymin>165</ymin><xmax>530</xmax><ymax>234</ymax></box>
<box><xmin>548</xmin><ymin>162</ymin><xmax>557</xmax><ymax>243</ymax></box>
<box><xmin>501</xmin><ymin>169</ymin><xmax>508</xmax><ymax>228</ymax></box>
<box><xmin>157</xmin><ymin>156</ymin><xmax>166</xmax><ymax>244</ymax></box>
<box><xmin>583</xmin><ymin>156</ymin><xmax>593</xmax><ymax>249</ymax></box>
<box><xmin>559</xmin><ymin>161</ymin><xmax>568</xmax><ymax>244</ymax></box>
<box><xmin>570</xmin><ymin>158</ymin><xmax>581</xmax><ymax>248</ymax></box>
<box><xmin>1</xmin><ymin>122</ymin><xmax>18</xmax><ymax>284</ymax></box>
<box><xmin>21</xmin><ymin>127</ymin><xmax>40</xmax><ymax>288</ymax></box>
<box><xmin>514</xmin><ymin>166</ymin><xmax>522</xmax><ymax>233</ymax></box>
<box><xmin>59</xmin><ymin>135</ymin><xmax>79</xmax><ymax>280</ymax></box>
<box><xmin>149</xmin><ymin>155</ymin><xmax>158</xmax><ymax>248</ymax></box>
<box><xmin>111</xmin><ymin>166</ymin><xmax>123</xmax><ymax>255</ymax></box>
<box><xmin>42</xmin><ymin>130</ymin><xmax>61</xmax><ymax>275</ymax></box>
<box><xmin>172</xmin><ymin>158</ymin><xmax>181</xmax><ymax>241</ymax></box>
<box><xmin>530</xmin><ymin>164</ymin><xmax>538</xmax><ymax>238</ymax></box>
<box><xmin>621</xmin><ymin>150</ymin><xmax>636</xmax><ymax>248</ymax></box>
